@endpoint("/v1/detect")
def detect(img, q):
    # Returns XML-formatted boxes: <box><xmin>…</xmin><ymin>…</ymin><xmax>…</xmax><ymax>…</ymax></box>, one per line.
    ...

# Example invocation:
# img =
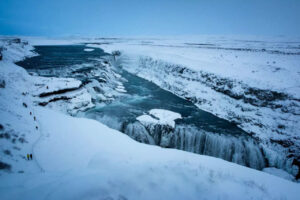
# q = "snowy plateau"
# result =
<box><xmin>0</xmin><ymin>36</ymin><xmax>300</xmax><ymax>200</ymax></box>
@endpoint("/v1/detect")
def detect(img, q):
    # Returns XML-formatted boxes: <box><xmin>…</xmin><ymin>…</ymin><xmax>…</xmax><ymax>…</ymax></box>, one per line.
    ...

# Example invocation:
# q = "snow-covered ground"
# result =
<box><xmin>1</xmin><ymin>37</ymin><xmax>300</xmax><ymax>199</ymax></box>
<box><xmin>137</xmin><ymin>109</ymin><xmax>182</xmax><ymax>128</ymax></box>
<box><xmin>91</xmin><ymin>36</ymin><xmax>300</xmax><ymax>172</ymax></box>
<box><xmin>84</xmin><ymin>48</ymin><xmax>95</xmax><ymax>52</ymax></box>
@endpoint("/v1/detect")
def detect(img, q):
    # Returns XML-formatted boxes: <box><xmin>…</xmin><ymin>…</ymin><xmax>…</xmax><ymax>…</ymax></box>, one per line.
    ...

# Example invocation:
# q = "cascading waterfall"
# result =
<box><xmin>171</xmin><ymin>125</ymin><xmax>266</xmax><ymax>170</ymax></box>
<box><xmin>124</xmin><ymin>122</ymin><xmax>155</xmax><ymax>145</ymax></box>
<box><xmin>122</xmin><ymin>121</ymin><xmax>294</xmax><ymax>174</ymax></box>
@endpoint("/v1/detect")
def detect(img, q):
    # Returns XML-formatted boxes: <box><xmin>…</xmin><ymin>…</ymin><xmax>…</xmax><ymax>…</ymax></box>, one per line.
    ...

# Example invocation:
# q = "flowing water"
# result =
<box><xmin>16</xmin><ymin>45</ymin><xmax>294</xmax><ymax>174</ymax></box>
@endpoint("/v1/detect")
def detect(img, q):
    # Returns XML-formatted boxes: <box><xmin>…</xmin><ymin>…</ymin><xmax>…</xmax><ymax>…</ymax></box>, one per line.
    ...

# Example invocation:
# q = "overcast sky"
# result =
<box><xmin>0</xmin><ymin>0</ymin><xmax>299</xmax><ymax>37</ymax></box>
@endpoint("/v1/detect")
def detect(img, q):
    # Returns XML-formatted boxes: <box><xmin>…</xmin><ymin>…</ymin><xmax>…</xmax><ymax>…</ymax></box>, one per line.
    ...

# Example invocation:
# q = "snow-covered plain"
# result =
<box><xmin>1</xmin><ymin>37</ymin><xmax>300</xmax><ymax>200</ymax></box>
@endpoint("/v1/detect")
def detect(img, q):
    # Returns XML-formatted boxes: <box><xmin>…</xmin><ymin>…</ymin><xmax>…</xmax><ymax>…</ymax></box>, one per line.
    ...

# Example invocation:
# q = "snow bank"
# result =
<box><xmin>115</xmin><ymin>84</ymin><xmax>127</xmax><ymax>93</ymax></box>
<box><xmin>31</xmin><ymin>77</ymin><xmax>82</xmax><ymax>97</ymax></box>
<box><xmin>0</xmin><ymin>37</ymin><xmax>36</xmax><ymax>62</ymax></box>
<box><xmin>150</xmin><ymin>109</ymin><xmax>182</xmax><ymax>122</ymax></box>
<box><xmin>1</xmin><ymin>105</ymin><xmax>300</xmax><ymax>200</ymax></box>
<box><xmin>84</xmin><ymin>48</ymin><xmax>94</xmax><ymax>52</ymax></box>
<box><xmin>263</xmin><ymin>167</ymin><xmax>296</xmax><ymax>181</ymax></box>
<box><xmin>137</xmin><ymin>109</ymin><xmax>181</xmax><ymax>128</ymax></box>
<box><xmin>137</xmin><ymin>114</ymin><xmax>159</xmax><ymax>125</ymax></box>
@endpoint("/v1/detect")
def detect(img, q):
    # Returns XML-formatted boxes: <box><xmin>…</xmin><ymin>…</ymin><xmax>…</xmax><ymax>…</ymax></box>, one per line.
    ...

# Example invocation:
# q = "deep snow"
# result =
<box><xmin>1</xmin><ymin>37</ymin><xmax>300</xmax><ymax>200</ymax></box>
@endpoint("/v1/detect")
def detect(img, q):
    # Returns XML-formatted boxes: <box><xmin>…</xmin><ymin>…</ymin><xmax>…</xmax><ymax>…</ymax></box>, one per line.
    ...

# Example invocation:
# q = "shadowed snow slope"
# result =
<box><xmin>1</xmin><ymin>37</ymin><xmax>300</xmax><ymax>200</ymax></box>
<box><xmin>1</xmin><ymin>106</ymin><xmax>300</xmax><ymax>200</ymax></box>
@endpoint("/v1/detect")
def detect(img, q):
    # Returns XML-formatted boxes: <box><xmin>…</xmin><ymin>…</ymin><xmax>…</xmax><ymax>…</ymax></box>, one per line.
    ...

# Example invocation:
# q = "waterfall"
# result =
<box><xmin>123</xmin><ymin>122</ymin><xmax>295</xmax><ymax>174</ymax></box>
<box><xmin>170</xmin><ymin>125</ymin><xmax>266</xmax><ymax>170</ymax></box>
<box><xmin>124</xmin><ymin>122</ymin><xmax>155</xmax><ymax>145</ymax></box>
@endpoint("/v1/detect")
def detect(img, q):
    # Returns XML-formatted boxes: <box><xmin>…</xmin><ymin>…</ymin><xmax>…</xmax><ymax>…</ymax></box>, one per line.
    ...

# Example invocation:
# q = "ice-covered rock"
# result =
<box><xmin>135</xmin><ymin>109</ymin><xmax>182</xmax><ymax>147</ymax></box>
<box><xmin>137</xmin><ymin>109</ymin><xmax>181</xmax><ymax>128</ymax></box>
<box><xmin>83</xmin><ymin>48</ymin><xmax>94</xmax><ymax>52</ymax></box>
<box><xmin>32</xmin><ymin>77</ymin><xmax>82</xmax><ymax>97</ymax></box>
<box><xmin>137</xmin><ymin>114</ymin><xmax>159</xmax><ymax>126</ymax></box>
<box><xmin>115</xmin><ymin>85</ymin><xmax>127</xmax><ymax>93</ymax></box>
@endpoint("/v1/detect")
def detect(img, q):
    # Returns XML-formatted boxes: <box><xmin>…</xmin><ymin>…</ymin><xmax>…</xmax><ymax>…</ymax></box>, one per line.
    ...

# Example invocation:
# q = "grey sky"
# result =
<box><xmin>0</xmin><ymin>0</ymin><xmax>299</xmax><ymax>36</ymax></box>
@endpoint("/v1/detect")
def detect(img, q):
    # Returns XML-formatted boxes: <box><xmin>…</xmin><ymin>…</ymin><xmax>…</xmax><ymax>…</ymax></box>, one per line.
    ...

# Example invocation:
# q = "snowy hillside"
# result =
<box><xmin>1</xmin><ymin>37</ymin><xmax>300</xmax><ymax>200</ymax></box>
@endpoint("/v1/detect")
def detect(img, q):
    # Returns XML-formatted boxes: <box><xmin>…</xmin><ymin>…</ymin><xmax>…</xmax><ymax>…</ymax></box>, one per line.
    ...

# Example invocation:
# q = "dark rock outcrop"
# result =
<box><xmin>38</xmin><ymin>96</ymin><xmax>72</xmax><ymax>106</ymax></box>
<box><xmin>39</xmin><ymin>86</ymin><xmax>82</xmax><ymax>97</ymax></box>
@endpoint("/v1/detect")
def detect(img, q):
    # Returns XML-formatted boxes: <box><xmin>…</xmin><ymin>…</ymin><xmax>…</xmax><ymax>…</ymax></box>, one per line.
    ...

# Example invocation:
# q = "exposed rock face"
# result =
<box><xmin>38</xmin><ymin>96</ymin><xmax>72</xmax><ymax>106</ymax></box>
<box><xmin>0</xmin><ymin>161</ymin><xmax>11</xmax><ymax>171</ymax></box>
<box><xmin>0</xmin><ymin>48</ymin><xmax>3</xmax><ymax>60</ymax></box>
<box><xmin>38</xmin><ymin>86</ymin><xmax>82</xmax><ymax>97</ymax></box>
<box><xmin>0</xmin><ymin>80</ymin><xmax>5</xmax><ymax>88</ymax></box>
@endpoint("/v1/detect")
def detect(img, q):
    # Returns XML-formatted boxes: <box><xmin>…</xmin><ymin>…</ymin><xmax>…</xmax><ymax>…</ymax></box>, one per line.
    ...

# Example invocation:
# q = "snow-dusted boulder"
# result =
<box><xmin>137</xmin><ymin>109</ymin><xmax>181</xmax><ymax>129</ymax></box>
<box><xmin>84</xmin><ymin>48</ymin><xmax>94</xmax><ymax>52</ymax></box>
<box><xmin>136</xmin><ymin>109</ymin><xmax>182</xmax><ymax>147</ymax></box>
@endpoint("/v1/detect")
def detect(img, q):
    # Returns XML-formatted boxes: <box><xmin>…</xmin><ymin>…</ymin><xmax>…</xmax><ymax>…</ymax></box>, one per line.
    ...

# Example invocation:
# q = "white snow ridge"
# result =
<box><xmin>84</xmin><ymin>48</ymin><xmax>95</xmax><ymax>52</ymax></box>
<box><xmin>137</xmin><ymin>109</ymin><xmax>181</xmax><ymax>128</ymax></box>
<box><xmin>0</xmin><ymin>37</ymin><xmax>300</xmax><ymax>200</ymax></box>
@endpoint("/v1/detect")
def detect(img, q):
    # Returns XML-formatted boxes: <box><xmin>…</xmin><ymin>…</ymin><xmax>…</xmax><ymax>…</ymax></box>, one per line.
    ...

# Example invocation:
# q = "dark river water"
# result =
<box><xmin>89</xmin><ymin>69</ymin><xmax>246</xmax><ymax>135</ymax></box>
<box><xmin>16</xmin><ymin>45</ymin><xmax>294</xmax><ymax>174</ymax></box>
<box><xmin>17</xmin><ymin>45</ymin><xmax>245</xmax><ymax>135</ymax></box>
